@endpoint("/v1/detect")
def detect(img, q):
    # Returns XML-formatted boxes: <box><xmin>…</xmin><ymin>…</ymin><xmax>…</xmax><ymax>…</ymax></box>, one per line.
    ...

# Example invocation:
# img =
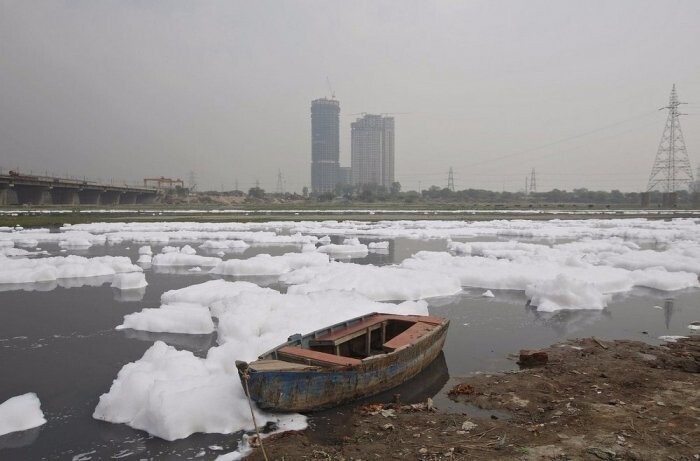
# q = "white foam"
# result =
<box><xmin>316</xmin><ymin>243</ymin><xmax>369</xmax><ymax>257</ymax></box>
<box><xmin>526</xmin><ymin>274</ymin><xmax>610</xmax><ymax>312</ymax></box>
<box><xmin>200</xmin><ymin>240</ymin><xmax>250</xmax><ymax>251</ymax></box>
<box><xmin>152</xmin><ymin>251</ymin><xmax>221</xmax><ymax>267</ymax></box>
<box><xmin>0</xmin><ymin>393</ymin><xmax>47</xmax><ymax>436</ymax></box>
<box><xmin>111</xmin><ymin>272</ymin><xmax>148</xmax><ymax>290</ymax></box>
<box><xmin>137</xmin><ymin>254</ymin><xmax>153</xmax><ymax>265</ymax></box>
<box><xmin>161</xmin><ymin>280</ymin><xmax>274</xmax><ymax>307</ymax></box>
<box><xmin>93</xmin><ymin>341</ymin><xmax>295</xmax><ymax>441</ymax></box>
<box><xmin>658</xmin><ymin>335</ymin><xmax>688</xmax><ymax>343</ymax></box>
<box><xmin>210</xmin><ymin>252</ymin><xmax>329</xmax><ymax>276</ymax></box>
<box><xmin>117</xmin><ymin>303</ymin><xmax>214</xmax><ymax>334</ymax></box>
<box><xmin>138</xmin><ymin>245</ymin><xmax>153</xmax><ymax>255</ymax></box>
<box><xmin>283</xmin><ymin>262</ymin><xmax>462</xmax><ymax>301</ymax></box>
<box><xmin>0</xmin><ymin>255</ymin><xmax>141</xmax><ymax>286</ymax></box>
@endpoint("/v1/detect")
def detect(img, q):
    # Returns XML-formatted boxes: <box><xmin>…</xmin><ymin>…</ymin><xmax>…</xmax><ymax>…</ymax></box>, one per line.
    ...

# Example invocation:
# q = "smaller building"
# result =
<box><xmin>351</xmin><ymin>114</ymin><xmax>394</xmax><ymax>188</ymax></box>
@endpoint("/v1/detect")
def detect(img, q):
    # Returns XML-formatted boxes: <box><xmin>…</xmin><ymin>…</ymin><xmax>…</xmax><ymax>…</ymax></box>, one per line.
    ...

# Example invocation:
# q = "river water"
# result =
<box><xmin>1</xmin><ymin>236</ymin><xmax>698</xmax><ymax>460</ymax></box>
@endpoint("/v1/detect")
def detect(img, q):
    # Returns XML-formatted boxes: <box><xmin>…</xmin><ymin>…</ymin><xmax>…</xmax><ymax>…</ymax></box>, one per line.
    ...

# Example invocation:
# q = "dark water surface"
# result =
<box><xmin>1</xmin><ymin>237</ymin><xmax>699</xmax><ymax>460</ymax></box>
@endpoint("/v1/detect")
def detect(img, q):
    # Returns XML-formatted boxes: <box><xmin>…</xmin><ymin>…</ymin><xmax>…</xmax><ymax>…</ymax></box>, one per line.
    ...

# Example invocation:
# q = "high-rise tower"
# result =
<box><xmin>351</xmin><ymin>114</ymin><xmax>395</xmax><ymax>187</ymax></box>
<box><xmin>311</xmin><ymin>98</ymin><xmax>340</xmax><ymax>194</ymax></box>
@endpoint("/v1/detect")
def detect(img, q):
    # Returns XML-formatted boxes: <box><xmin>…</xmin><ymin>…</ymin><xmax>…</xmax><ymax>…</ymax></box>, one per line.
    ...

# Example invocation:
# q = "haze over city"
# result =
<box><xmin>1</xmin><ymin>0</ymin><xmax>699</xmax><ymax>193</ymax></box>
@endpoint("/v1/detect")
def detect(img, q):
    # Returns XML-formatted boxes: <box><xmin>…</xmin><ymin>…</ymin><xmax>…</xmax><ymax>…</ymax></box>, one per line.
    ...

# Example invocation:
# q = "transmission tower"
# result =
<box><xmin>647</xmin><ymin>84</ymin><xmax>694</xmax><ymax>192</ymax></box>
<box><xmin>529</xmin><ymin>168</ymin><xmax>537</xmax><ymax>194</ymax></box>
<box><xmin>276</xmin><ymin>170</ymin><xmax>285</xmax><ymax>194</ymax></box>
<box><xmin>188</xmin><ymin>171</ymin><xmax>197</xmax><ymax>192</ymax></box>
<box><xmin>447</xmin><ymin>167</ymin><xmax>455</xmax><ymax>191</ymax></box>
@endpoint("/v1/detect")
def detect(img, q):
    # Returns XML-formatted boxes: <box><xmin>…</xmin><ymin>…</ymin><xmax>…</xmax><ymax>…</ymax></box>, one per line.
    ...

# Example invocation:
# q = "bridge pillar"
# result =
<box><xmin>136</xmin><ymin>192</ymin><xmax>157</xmax><ymax>204</ymax></box>
<box><xmin>78</xmin><ymin>189</ymin><xmax>101</xmax><ymax>205</ymax></box>
<box><xmin>0</xmin><ymin>186</ymin><xmax>19</xmax><ymax>205</ymax></box>
<box><xmin>15</xmin><ymin>185</ymin><xmax>53</xmax><ymax>205</ymax></box>
<box><xmin>120</xmin><ymin>191</ymin><xmax>138</xmax><ymax>205</ymax></box>
<box><xmin>50</xmin><ymin>188</ymin><xmax>80</xmax><ymax>205</ymax></box>
<box><xmin>100</xmin><ymin>190</ymin><xmax>121</xmax><ymax>205</ymax></box>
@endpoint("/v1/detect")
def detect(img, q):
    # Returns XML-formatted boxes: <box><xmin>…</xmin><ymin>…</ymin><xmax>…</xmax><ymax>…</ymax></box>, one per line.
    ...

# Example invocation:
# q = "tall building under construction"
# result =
<box><xmin>310</xmin><ymin>98</ymin><xmax>340</xmax><ymax>194</ymax></box>
<box><xmin>351</xmin><ymin>114</ymin><xmax>394</xmax><ymax>187</ymax></box>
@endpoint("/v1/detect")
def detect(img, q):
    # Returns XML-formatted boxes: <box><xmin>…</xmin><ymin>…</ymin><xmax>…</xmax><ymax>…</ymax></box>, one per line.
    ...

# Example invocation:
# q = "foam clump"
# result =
<box><xmin>137</xmin><ymin>254</ymin><xmax>153</xmax><ymax>264</ymax></box>
<box><xmin>200</xmin><ymin>240</ymin><xmax>250</xmax><ymax>251</ymax></box>
<box><xmin>117</xmin><ymin>303</ymin><xmax>214</xmax><ymax>334</ymax></box>
<box><xmin>526</xmin><ymin>274</ymin><xmax>610</xmax><ymax>312</ymax></box>
<box><xmin>283</xmin><ymin>262</ymin><xmax>462</xmax><ymax>301</ymax></box>
<box><xmin>93</xmin><ymin>341</ymin><xmax>284</xmax><ymax>441</ymax></box>
<box><xmin>161</xmin><ymin>279</ymin><xmax>274</xmax><ymax>307</ymax></box>
<box><xmin>0</xmin><ymin>393</ymin><xmax>47</xmax><ymax>436</ymax></box>
<box><xmin>138</xmin><ymin>245</ymin><xmax>153</xmax><ymax>255</ymax></box>
<box><xmin>111</xmin><ymin>272</ymin><xmax>148</xmax><ymax>290</ymax></box>
<box><xmin>368</xmin><ymin>241</ymin><xmax>390</xmax><ymax>249</ymax></box>
<box><xmin>316</xmin><ymin>242</ymin><xmax>368</xmax><ymax>257</ymax></box>
<box><xmin>210</xmin><ymin>252</ymin><xmax>329</xmax><ymax>276</ymax></box>
<box><xmin>152</xmin><ymin>247</ymin><xmax>221</xmax><ymax>267</ymax></box>
<box><xmin>0</xmin><ymin>255</ymin><xmax>142</xmax><ymax>286</ymax></box>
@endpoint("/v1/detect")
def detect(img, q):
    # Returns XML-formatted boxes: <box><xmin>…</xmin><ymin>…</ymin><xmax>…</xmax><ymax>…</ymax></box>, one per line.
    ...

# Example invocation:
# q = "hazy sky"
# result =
<box><xmin>1</xmin><ymin>1</ymin><xmax>699</xmax><ymax>192</ymax></box>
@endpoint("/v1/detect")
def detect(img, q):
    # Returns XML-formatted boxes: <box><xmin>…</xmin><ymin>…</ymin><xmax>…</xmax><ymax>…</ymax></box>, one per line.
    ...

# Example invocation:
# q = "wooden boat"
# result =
<box><xmin>235</xmin><ymin>312</ymin><xmax>449</xmax><ymax>412</ymax></box>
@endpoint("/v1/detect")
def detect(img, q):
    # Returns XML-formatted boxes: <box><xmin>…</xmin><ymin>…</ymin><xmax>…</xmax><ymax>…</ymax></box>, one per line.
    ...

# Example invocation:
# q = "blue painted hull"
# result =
<box><xmin>239</xmin><ymin>318</ymin><xmax>449</xmax><ymax>412</ymax></box>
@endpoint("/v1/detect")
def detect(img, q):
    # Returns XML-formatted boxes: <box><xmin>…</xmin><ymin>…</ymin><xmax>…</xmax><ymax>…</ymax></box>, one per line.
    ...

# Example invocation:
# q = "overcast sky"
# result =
<box><xmin>1</xmin><ymin>1</ymin><xmax>699</xmax><ymax>192</ymax></box>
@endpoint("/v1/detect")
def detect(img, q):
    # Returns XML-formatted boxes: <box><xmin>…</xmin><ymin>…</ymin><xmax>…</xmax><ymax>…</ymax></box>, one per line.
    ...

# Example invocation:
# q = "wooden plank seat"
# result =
<box><xmin>309</xmin><ymin>315</ymin><xmax>391</xmax><ymax>346</ymax></box>
<box><xmin>382</xmin><ymin>322</ymin><xmax>436</xmax><ymax>352</ymax></box>
<box><xmin>277</xmin><ymin>346</ymin><xmax>362</xmax><ymax>367</ymax></box>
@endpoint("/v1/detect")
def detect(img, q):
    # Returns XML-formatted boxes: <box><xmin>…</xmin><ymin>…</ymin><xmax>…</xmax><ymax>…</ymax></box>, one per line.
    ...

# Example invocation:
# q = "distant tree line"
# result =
<box><xmin>192</xmin><ymin>184</ymin><xmax>700</xmax><ymax>207</ymax></box>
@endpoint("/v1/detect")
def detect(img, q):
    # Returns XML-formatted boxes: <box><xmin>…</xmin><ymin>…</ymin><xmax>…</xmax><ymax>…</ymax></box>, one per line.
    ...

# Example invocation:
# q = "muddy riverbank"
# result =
<box><xmin>245</xmin><ymin>336</ymin><xmax>700</xmax><ymax>460</ymax></box>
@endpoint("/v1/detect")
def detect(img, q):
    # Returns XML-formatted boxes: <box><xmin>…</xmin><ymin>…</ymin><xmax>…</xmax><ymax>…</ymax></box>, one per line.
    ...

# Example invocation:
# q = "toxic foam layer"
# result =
<box><xmin>98</xmin><ymin>287</ymin><xmax>427</xmax><ymax>441</ymax></box>
<box><xmin>0</xmin><ymin>393</ymin><xmax>47</xmax><ymax>436</ymax></box>
<box><xmin>210</xmin><ymin>252</ymin><xmax>329</xmax><ymax>276</ymax></box>
<box><xmin>282</xmin><ymin>261</ymin><xmax>462</xmax><ymax>301</ymax></box>
<box><xmin>0</xmin><ymin>255</ymin><xmax>142</xmax><ymax>286</ymax></box>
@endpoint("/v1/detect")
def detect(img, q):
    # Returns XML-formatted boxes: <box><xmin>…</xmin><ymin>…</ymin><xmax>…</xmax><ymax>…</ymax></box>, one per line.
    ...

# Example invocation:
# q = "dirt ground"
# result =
<box><xmin>244</xmin><ymin>336</ymin><xmax>700</xmax><ymax>461</ymax></box>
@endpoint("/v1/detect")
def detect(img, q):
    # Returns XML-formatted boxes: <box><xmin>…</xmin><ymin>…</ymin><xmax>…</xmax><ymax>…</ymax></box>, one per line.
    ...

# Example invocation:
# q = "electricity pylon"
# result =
<box><xmin>447</xmin><ymin>167</ymin><xmax>455</xmax><ymax>191</ymax></box>
<box><xmin>529</xmin><ymin>168</ymin><xmax>537</xmax><ymax>194</ymax></box>
<box><xmin>647</xmin><ymin>84</ymin><xmax>694</xmax><ymax>192</ymax></box>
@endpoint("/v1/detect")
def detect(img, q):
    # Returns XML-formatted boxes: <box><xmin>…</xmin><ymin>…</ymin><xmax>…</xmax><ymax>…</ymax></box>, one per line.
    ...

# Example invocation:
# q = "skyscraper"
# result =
<box><xmin>351</xmin><ymin>114</ymin><xmax>395</xmax><ymax>187</ymax></box>
<box><xmin>310</xmin><ymin>98</ymin><xmax>340</xmax><ymax>194</ymax></box>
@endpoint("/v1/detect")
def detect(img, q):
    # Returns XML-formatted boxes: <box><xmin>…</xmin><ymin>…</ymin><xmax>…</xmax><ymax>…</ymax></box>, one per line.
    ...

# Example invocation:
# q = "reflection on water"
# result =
<box><xmin>664</xmin><ymin>298</ymin><xmax>675</xmax><ymax>329</ymax></box>
<box><xmin>0</xmin><ymin>426</ymin><xmax>42</xmax><ymax>450</ymax></box>
<box><xmin>307</xmin><ymin>352</ymin><xmax>450</xmax><ymax>444</ymax></box>
<box><xmin>526</xmin><ymin>306</ymin><xmax>609</xmax><ymax>337</ymax></box>
<box><xmin>112</xmin><ymin>286</ymin><xmax>146</xmax><ymax>303</ymax></box>
<box><xmin>122</xmin><ymin>329</ymin><xmax>216</xmax><ymax>355</ymax></box>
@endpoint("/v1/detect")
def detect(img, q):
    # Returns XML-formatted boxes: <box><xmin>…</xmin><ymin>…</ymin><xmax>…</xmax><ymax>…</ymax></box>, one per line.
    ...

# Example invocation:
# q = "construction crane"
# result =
<box><xmin>326</xmin><ymin>77</ymin><xmax>336</xmax><ymax>100</ymax></box>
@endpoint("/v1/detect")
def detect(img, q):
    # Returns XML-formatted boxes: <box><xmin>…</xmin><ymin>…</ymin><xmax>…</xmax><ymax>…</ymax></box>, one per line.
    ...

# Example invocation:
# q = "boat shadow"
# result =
<box><xmin>305</xmin><ymin>351</ymin><xmax>449</xmax><ymax>443</ymax></box>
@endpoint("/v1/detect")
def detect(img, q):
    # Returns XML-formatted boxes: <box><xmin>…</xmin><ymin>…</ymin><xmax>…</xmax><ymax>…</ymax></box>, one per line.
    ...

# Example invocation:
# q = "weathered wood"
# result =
<box><xmin>277</xmin><ymin>346</ymin><xmax>362</xmax><ymax>366</ymax></box>
<box><xmin>383</xmin><ymin>322</ymin><xmax>436</xmax><ymax>352</ymax></box>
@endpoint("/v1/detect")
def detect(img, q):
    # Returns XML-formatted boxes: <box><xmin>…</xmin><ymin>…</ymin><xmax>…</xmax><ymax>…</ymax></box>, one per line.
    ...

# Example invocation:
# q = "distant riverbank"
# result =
<box><xmin>2</xmin><ymin>206</ymin><xmax>700</xmax><ymax>228</ymax></box>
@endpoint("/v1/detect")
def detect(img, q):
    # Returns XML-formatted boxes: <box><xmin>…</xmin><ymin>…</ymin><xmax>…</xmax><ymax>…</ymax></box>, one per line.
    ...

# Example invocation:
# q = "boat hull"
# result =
<box><xmin>240</xmin><ymin>321</ymin><xmax>448</xmax><ymax>412</ymax></box>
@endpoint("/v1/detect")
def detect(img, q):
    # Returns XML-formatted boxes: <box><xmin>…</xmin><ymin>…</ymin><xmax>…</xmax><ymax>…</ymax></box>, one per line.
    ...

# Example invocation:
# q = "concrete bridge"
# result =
<box><xmin>0</xmin><ymin>173</ymin><xmax>159</xmax><ymax>206</ymax></box>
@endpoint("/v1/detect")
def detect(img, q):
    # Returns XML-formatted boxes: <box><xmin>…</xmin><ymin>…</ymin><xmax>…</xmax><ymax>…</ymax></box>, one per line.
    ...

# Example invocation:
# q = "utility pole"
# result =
<box><xmin>647</xmin><ymin>84</ymin><xmax>694</xmax><ymax>192</ymax></box>
<box><xmin>447</xmin><ymin>167</ymin><xmax>455</xmax><ymax>192</ymax></box>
